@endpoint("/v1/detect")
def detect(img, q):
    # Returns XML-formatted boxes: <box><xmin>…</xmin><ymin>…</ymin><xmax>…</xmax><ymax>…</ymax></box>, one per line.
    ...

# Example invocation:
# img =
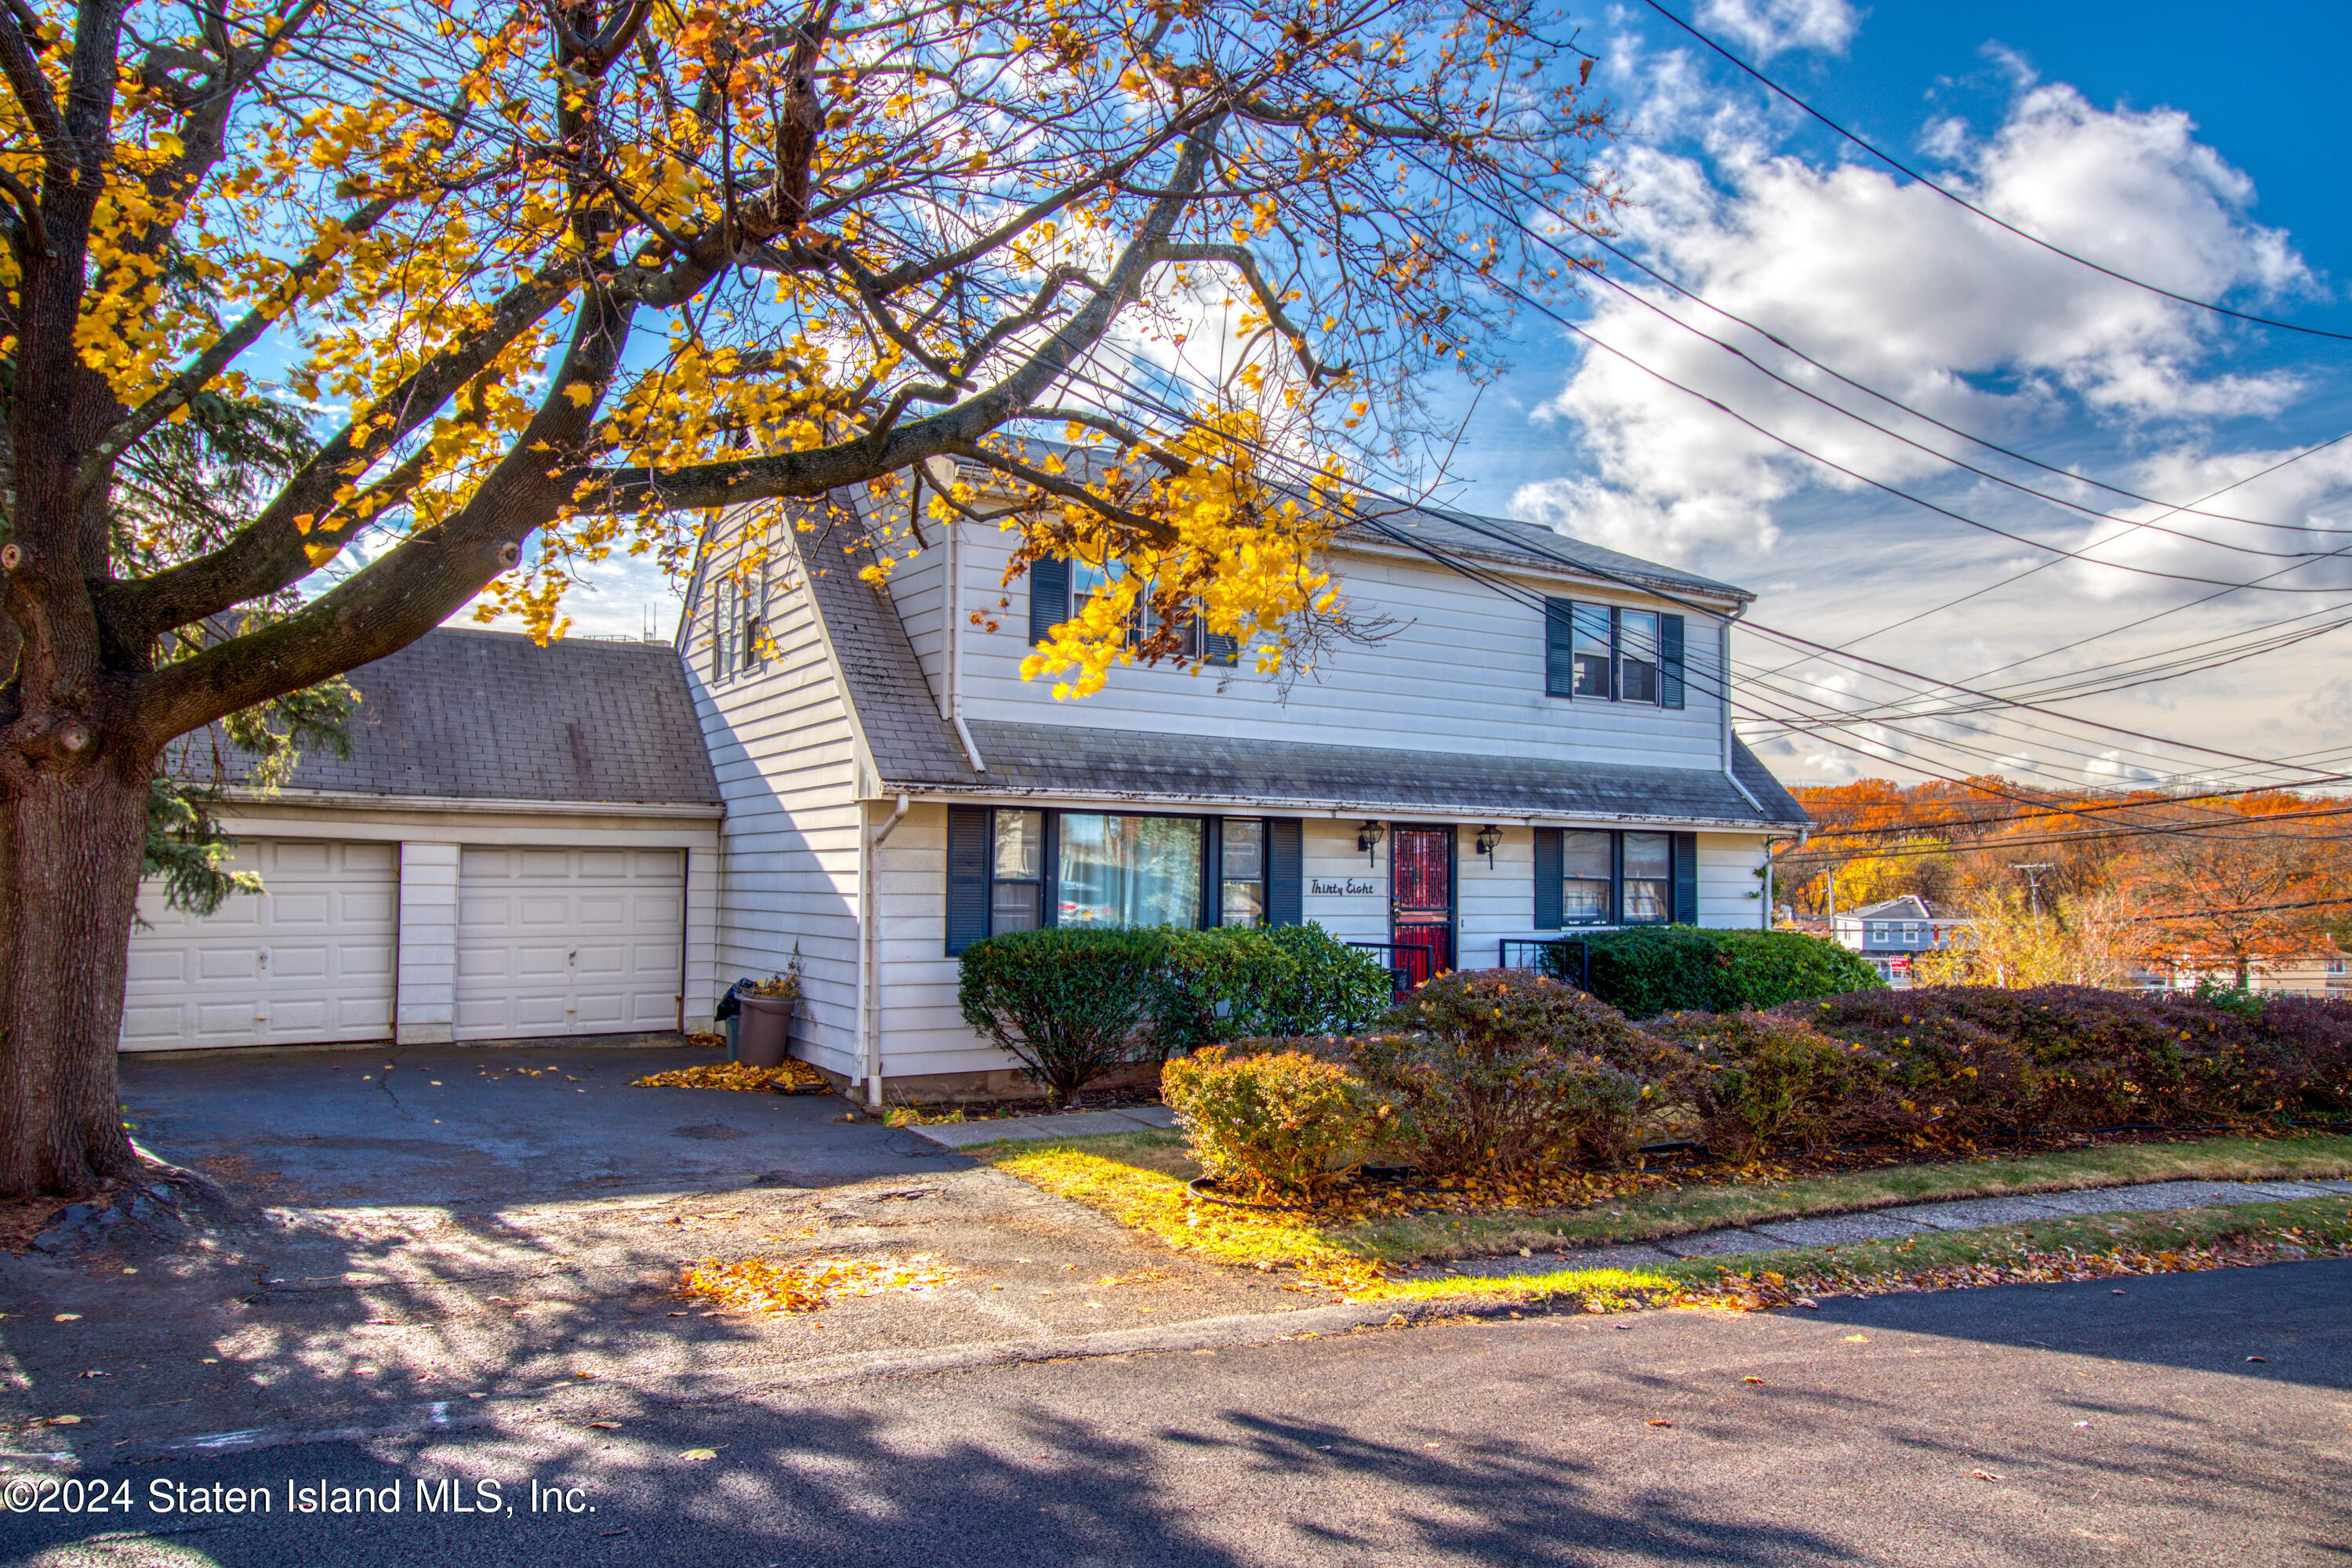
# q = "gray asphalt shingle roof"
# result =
<box><xmin>926</xmin><ymin>720</ymin><xmax>1807</xmax><ymax>829</ymax></box>
<box><xmin>222</xmin><ymin>627</ymin><xmax>721</xmax><ymax>805</ymax></box>
<box><xmin>943</xmin><ymin>444</ymin><xmax>1751</xmax><ymax>601</ymax></box>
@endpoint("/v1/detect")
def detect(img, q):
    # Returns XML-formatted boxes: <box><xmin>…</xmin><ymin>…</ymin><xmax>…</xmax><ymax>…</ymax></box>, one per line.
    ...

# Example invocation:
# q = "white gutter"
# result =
<box><xmin>1761</xmin><ymin>826</ymin><xmax>1810</xmax><ymax>931</ymax></box>
<box><xmin>217</xmin><ymin>787</ymin><xmax>725</xmax><ymax>820</ymax></box>
<box><xmin>869</xmin><ymin>787</ymin><xmax>1805</xmax><ymax>833</ymax></box>
<box><xmin>860</xmin><ymin>792</ymin><xmax>912</xmax><ymax>1110</ymax></box>
<box><xmin>1720</xmin><ymin>603</ymin><xmax>1764</xmax><ymax>815</ymax></box>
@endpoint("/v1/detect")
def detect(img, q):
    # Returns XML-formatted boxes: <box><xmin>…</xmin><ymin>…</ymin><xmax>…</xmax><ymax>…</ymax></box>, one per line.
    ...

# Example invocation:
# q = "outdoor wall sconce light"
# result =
<box><xmin>1475</xmin><ymin>825</ymin><xmax>1503</xmax><ymax>866</ymax></box>
<box><xmin>1357</xmin><ymin>820</ymin><xmax>1385</xmax><ymax>866</ymax></box>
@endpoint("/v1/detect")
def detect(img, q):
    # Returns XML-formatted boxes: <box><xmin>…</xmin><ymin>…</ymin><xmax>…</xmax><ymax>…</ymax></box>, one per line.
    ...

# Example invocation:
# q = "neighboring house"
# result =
<box><xmin>681</xmin><ymin>464</ymin><xmax>1809</xmax><ymax>1102</ymax></box>
<box><xmin>1828</xmin><ymin>895</ymin><xmax>1965</xmax><ymax>987</ymax></box>
<box><xmin>121</xmin><ymin>630</ymin><xmax>723</xmax><ymax>1051</ymax></box>
<box><xmin>2168</xmin><ymin>950</ymin><xmax>2352</xmax><ymax>998</ymax></box>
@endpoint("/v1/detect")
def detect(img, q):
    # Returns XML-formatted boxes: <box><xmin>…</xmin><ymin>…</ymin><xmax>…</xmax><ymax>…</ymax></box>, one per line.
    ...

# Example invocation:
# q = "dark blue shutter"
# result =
<box><xmin>1265</xmin><ymin>817</ymin><xmax>1302</xmax><ymax>927</ymax></box>
<box><xmin>1671</xmin><ymin>831</ymin><xmax>1699</xmax><ymax>925</ymax></box>
<box><xmin>1029</xmin><ymin>556</ymin><xmax>1069</xmax><ymax>645</ymax></box>
<box><xmin>946</xmin><ymin>806</ymin><xmax>991</xmax><ymax>955</ymax></box>
<box><xmin>1203</xmin><ymin>622</ymin><xmax>1240</xmax><ymax>665</ymax></box>
<box><xmin>1533</xmin><ymin>827</ymin><xmax>1563</xmax><ymax>931</ymax></box>
<box><xmin>1544</xmin><ymin>598</ymin><xmax>1575</xmax><ymax>698</ymax></box>
<box><xmin>1202</xmin><ymin>815</ymin><xmax>1222</xmax><ymax>927</ymax></box>
<box><xmin>1610</xmin><ymin>831</ymin><xmax>1625</xmax><ymax>925</ymax></box>
<box><xmin>1660</xmin><ymin>614</ymin><xmax>1686</xmax><ymax>710</ymax></box>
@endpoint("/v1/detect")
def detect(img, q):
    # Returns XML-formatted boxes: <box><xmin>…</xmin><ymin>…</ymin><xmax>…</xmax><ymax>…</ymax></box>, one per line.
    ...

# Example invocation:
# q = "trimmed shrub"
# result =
<box><xmin>1162</xmin><ymin>1047</ymin><xmax>1396</xmax><ymax>1203</ymax></box>
<box><xmin>1584</xmin><ymin>927</ymin><xmax>1886</xmax><ymax>1019</ymax></box>
<box><xmin>1352</xmin><ymin>971</ymin><xmax>1682</xmax><ymax>1174</ymax></box>
<box><xmin>1259</xmin><ymin>923</ymin><xmax>1395</xmax><ymax>1036</ymax></box>
<box><xmin>2249</xmin><ymin>997</ymin><xmax>2352</xmax><ymax>1114</ymax></box>
<box><xmin>958</xmin><ymin>927</ymin><xmax>1167</xmax><ymax>1106</ymax></box>
<box><xmin>1146</xmin><ymin>927</ymin><xmax>1301</xmax><ymax>1058</ymax></box>
<box><xmin>1644</xmin><ymin>1009</ymin><xmax>1923</xmax><ymax>1159</ymax></box>
<box><xmin>1787</xmin><ymin>984</ymin><xmax>2324</xmax><ymax>1134</ymax></box>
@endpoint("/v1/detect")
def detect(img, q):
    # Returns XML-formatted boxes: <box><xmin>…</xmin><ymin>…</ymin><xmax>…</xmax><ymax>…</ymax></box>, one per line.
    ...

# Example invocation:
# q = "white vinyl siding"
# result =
<box><xmin>685</xmin><ymin>522</ymin><xmax>866</xmax><ymax>1076</ymax></box>
<box><xmin>937</xmin><ymin>524</ymin><xmax>1730</xmax><ymax>772</ymax></box>
<box><xmin>120</xmin><ymin>840</ymin><xmax>398</xmax><ymax>1051</ymax></box>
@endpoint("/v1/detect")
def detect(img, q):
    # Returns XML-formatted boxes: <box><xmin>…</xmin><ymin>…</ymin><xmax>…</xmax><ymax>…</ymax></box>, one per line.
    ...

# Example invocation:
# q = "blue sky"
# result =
<box><xmin>1422</xmin><ymin>0</ymin><xmax>2352</xmax><ymax>791</ymax></box>
<box><xmin>533</xmin><ymin>0</ymin><xmax>2352</xmax><ymax>793</ymax></box>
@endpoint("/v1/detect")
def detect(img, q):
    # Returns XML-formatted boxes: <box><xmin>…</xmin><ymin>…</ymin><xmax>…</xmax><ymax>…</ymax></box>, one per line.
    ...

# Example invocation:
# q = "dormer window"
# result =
<box><xmin>1545</xmin><ymin>599</ymin><xmax>1686</xmax><ymax>709</ymax></box>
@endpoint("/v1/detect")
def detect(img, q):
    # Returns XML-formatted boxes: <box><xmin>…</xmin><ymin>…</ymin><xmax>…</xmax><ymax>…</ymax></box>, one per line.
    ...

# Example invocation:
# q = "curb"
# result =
<box><xmin>113</xmin><ymin>1298</ymin><xmax>1449</xmax><ymax>1465</ymax></box>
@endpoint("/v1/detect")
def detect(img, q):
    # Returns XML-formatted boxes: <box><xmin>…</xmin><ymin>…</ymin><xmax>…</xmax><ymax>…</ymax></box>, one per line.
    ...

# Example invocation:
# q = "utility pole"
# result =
<box><xmin>2010</xmin><ymin>862</ymin><xmax>2056</xmax><ymax>918</ymax></box>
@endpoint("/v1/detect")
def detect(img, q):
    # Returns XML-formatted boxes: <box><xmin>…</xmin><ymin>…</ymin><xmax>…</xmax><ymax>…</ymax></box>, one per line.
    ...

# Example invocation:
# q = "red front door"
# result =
<box><xmin>1390</xmin><ymin>825</ymin><xmax>1455</xmax><ymax>991</ymax></box>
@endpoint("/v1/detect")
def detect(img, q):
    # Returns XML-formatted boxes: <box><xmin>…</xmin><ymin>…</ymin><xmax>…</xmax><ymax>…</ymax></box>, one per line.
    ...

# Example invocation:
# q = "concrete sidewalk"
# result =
<box><xmin>908</xmin><ymin>1104</ymin><xmax>1179</xmax><ymax>1146</ymax></box>
<box><xmin>1414</xmin><ymin>1175</ymin><xmax>2352</xmax><ymax>1279</ymax></box>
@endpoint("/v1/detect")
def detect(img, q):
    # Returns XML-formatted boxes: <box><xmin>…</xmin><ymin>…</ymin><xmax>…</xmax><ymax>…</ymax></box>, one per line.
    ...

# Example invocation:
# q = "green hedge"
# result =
<box><xmin>1578</xmin><ymin>926</ymin><xmax>1885</xmax><ymax>1019</ymax></box>
<box><xmin>957</xmin><ymin>927</ymin><xmax>1164</xmax><ymax>1107</ymax></box>
<box><xmin>959</xmin><ymin>923</ymin><xmax>1394</xmax><ymax>1102</ymax></box>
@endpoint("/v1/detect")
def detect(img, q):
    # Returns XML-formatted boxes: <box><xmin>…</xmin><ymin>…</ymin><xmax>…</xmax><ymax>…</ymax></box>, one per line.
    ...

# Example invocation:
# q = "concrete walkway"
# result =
<box><xmin>909</xmin><ymin>1104</ymin><xmax>1178</xmax><ymax>1147</ymax></box>
<box><xmin>1415</xmin><ymin>1176</ymin><xmax>2352</xmax><ymax>1279</ymax></box>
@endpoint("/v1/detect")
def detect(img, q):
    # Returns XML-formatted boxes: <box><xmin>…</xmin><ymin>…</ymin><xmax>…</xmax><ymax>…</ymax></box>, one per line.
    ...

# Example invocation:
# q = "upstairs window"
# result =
<box><xmin>1545</xmin><ymin>599</ymin><xmax>1686</xmax><ymax>709</ymax></box>
<box><xmin>1619</xmin><ymin>610</ymin><xmax>1659</xmax><ymax>704</ymax></box>
<box><xmin>1570</xmin><ymin>604</ymin><xmax>1612</xmax><ymax>697</ymax></box>
<box><xmin>1033</xmin><ymin>557</ymin><xmax>1239</xmax><ymax>666</ymax></box>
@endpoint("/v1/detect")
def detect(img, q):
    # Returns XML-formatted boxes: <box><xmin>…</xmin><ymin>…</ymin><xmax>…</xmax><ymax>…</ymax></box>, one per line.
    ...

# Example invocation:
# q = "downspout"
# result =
<box><xmin>932</xmin><ymin>456</ymin><xmax>987</xmax><ymax>776</ymax></box>
<box><xmin>1762</xmin><ymin>826</ymin><xmax>1809</xmax><ymax>931</ymax></box>
<box><xmin>862</xmin><ymin>792</ymin><xmax>911</xmax><ymax>1109</ymax></box>
<box><xmin>1720</xmin><ymin>604</ymin><xmax>1763</xmax><ymax>813</ymax></box>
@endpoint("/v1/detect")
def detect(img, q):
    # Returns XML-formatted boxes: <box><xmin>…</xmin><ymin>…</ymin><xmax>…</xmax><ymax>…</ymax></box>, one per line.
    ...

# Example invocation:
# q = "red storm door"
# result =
<box><xmin>1389</xmin><ymin>825</ymin><xmax>1455</xmax><ymax>990</ymax></box>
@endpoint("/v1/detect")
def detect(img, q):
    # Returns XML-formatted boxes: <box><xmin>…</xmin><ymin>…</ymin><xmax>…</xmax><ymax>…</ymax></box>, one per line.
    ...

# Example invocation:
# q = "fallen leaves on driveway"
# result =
<box><xmin>633</xmin><ymin>1061</ymin><xmax>833</xmax><ymax>1094</ymax></box>
<box><xmin>681</xmin><ymin>1253</ymin><xmax>963</xmax><ymax>1316</ymax></box>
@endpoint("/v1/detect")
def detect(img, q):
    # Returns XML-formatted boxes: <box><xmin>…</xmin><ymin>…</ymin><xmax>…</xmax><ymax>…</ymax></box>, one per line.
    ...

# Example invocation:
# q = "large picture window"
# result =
<box><xmin>1058</xmin><ymin>813</ymin><xmax>1203</xmax><ymax>928</ymax></box>
<box><xmin>950</xmin><ymin>808</ymin><xmax>1300</xmax><ymax>953</ymax></box>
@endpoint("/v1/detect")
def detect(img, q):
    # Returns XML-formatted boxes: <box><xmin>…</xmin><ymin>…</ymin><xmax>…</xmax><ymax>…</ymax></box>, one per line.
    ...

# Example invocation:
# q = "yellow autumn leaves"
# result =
<box><xmin>1021</xmin><ymin>408</ymin><xmax>1349</xmax><ymax>699</ymax></box>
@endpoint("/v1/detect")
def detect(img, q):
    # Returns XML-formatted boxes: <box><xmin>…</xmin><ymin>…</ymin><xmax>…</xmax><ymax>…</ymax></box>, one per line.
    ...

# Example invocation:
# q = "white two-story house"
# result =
<box><xmin>682</xmin><ymin>461</ymin><xmax>1809</xmax><ymax>1104</ymax></box>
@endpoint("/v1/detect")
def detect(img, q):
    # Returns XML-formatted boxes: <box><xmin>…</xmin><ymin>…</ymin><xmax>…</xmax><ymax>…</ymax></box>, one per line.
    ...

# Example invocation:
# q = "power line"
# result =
<box><xmin>1050</xmin><ymin>348</ymin><xmax>2339</xmax><ymax>800</ymax></box>
<box><xmin>1639</xmin><ymin>0</ymin><xmax>2352</xmax><ymax>344</ymax></box>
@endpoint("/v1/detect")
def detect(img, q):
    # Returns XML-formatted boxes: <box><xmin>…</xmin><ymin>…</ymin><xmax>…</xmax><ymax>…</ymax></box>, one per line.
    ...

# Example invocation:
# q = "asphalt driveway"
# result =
<box><xmin>118</xmin><ymin>1036</ymin><xmax>969</xmax><ymax>1205</ymax></box>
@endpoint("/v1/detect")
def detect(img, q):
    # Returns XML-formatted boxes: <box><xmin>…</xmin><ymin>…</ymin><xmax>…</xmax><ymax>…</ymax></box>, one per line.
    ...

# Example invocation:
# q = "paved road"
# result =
<box><xmin>118</xmin><ymin>1039</ymin><xmax>966</xmax><ymax>1204</ymax></box>
<box><xmin>5</xmin><ymin>1260</ymin><xmax>2343</xmax><ymax>1566</ymax></box>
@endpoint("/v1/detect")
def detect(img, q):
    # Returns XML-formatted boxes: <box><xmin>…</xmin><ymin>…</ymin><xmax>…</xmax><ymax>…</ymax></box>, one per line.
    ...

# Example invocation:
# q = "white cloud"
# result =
<box><xmin>1697</xmin><ymin>0</ymin><xmax>1860</xmax><ymax>61</ymax></box>
<box><xmin>1515</xmin><ymin>82</ymin><xmax>2313</xmax><ymax>563</ymax></box>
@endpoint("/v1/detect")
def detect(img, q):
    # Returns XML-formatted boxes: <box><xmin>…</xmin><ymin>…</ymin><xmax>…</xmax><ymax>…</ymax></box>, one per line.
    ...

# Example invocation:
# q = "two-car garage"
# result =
<box><xmin>121</xmin><ymin>839</ymin><xmax>700</xmax><ymax>1051</ymax></box>
<box><xmin>120</xmin><ymin>629</ymin><xmax>723</xmax><ymax>1054</ymax></box>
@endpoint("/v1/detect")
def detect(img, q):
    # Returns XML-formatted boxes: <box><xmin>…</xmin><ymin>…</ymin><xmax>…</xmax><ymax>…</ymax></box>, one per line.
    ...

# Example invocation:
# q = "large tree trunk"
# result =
<box><xmin>0</xmin><ymin>764</ymin><xmax>150</xmax><ymax>1198</ymax></box>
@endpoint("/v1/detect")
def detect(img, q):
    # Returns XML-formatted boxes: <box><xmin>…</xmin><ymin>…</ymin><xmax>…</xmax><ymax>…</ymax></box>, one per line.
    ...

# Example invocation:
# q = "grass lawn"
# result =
<box><xmin>968</xmin><ymin>1130</ymin><xmax>2352</xmax><ymax>1272</ymax></box>
<box><xmin>1369</xmin><ymin>1194</ymin><xmax>2352</xmax><ymax>1312</ymax></box>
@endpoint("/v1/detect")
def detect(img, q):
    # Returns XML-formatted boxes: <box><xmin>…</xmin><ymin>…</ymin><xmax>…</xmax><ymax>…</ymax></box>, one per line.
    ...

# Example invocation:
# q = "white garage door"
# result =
<box><xmin>455</xmin><ymin>848</ymin><xmax>684</xmax><ymax>1040</ymax></box>
<box><xmin>120</xmin><ymin>840</ymin><xmax>398</xmax><ymax>1051</ymax></box>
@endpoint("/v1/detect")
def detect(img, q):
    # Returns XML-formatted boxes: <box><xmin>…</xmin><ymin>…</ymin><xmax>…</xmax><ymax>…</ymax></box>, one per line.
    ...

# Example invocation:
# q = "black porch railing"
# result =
<box><xmin>1346</xmin><ymin>940</ymin><xmax>1435</xmax><ymax>1000</ymax></box>
<box><xmin>1498</xmin><ymin>938</ymin><xmax>1593</xmax><ymax>993</ymax></box>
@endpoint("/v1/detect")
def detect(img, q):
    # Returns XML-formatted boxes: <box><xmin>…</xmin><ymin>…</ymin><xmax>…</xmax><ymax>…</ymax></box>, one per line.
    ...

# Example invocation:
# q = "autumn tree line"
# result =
<box><xmin>1777</xmin><ymin>777</ymin><xmax>2352</xmax><ymax>991</ymax></box>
